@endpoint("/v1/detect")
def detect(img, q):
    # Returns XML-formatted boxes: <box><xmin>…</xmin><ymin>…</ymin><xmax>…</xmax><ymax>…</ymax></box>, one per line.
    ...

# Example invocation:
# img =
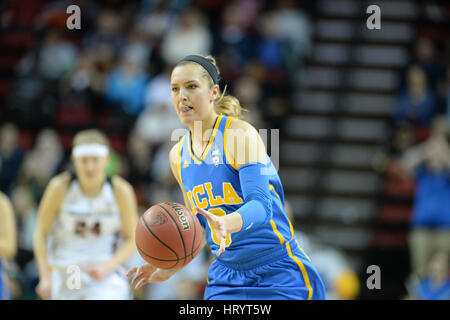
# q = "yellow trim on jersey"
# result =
<box><xmin>269</xmin><ymin>184</ymin><xmax>282</xmax><ymax>206</ymax></box>
<box><xmin>286</xmin><ymin>241</ymin><xmax>313</xmax><ymax>300</ymax></box>
<box><xmin>187</xmin><ymin>115</ymin><xmax>224</xmax><ymax>165</ymax></box>
<box><xmin>268</xmin><ymin>184</ymin><xmax>285</xmax><ymax>244</ymax></box>
<box><xmin>269</xmin><ymin>184</ymin><xmax>312</xmax><ymax>261</ymax></box>
<box><xmin>177</xmin><ymin>136</ymin><xmax>185</xmax><ymax>186</ymax></box>
<box><xmin>270</xmin><ymin>219</ymin><xmax>285</xmax><ymax>245</ymax></box>
<box><xmin>223</xmin><ymin>116</ymin><xmax>238</xmax><ymax>170</ymax></box>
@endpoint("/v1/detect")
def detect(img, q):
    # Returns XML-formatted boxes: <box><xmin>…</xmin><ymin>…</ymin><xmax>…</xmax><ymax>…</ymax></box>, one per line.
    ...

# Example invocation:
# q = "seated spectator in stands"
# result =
<box><xmin>37</xmin><ymin>27</ymin><xmax>78</xmax><ymax>81</ymax></box>
<box><xmin>134</xmin><ymin>66</ymin><xmax>182</xmax><ymax>149</ymax></box>
<box><xmin>0</xmin><ymin>123</ymin><xmax>24</xmax><ymax>196</ymax></box>
<box><xmin>83</xmin><ymin>9</ymin><xmax>124</xmax><ymax>52</ymax></box>
<box><xmin>19</xmin><ymin>128</ymin><xmax>64</xmax><ymax>200</ymax></box>
<box><xmin>411</xmin><ymin>251</ymin><xmax>450</xmax><ymax>300</ymax></box>
<box><xmin>413</xmin><ymin>37</ymin><xmax>446</xmax><ymax>96</ymax></box>
<box><xmin>394</xmin><ymin>65</ymin><xmax>440</xmax><ymax>128</ymax></box>
<box><xmin>232</xmin><ymin>75</ymin><xmax>265</xmax><ymax>129</ymax></box>
<box><xmin>400</xmin><ymin>116</ymin><xmax>450</xmax><ymax>279</ymax></box>
<box><xmin>257</xmin><ymin>11</ymin><xmax>285</xmax><ymax>70</ymax></box>
<box><xmin>273</xmin><ymin>0</ymin><xmax>312</xmax><ymax>70</ymax></box>
<box><xmin>160</xmin><ymin>7</ymin><xmax>212</xmax><ymax>65</ymax></box>
<box><xmin>103</xmin><ymin>48</ymin><xmax>150</xmax><ymax>118</ymax></box>
<box><xmin>215</xmin><ymin>0</ymin><xmax>261</xmax><ymax>71</ymax></box>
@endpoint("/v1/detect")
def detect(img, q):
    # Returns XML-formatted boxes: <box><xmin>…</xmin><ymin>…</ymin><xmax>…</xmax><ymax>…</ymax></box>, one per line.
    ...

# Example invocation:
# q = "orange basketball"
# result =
<box><xmin>135</xmin><ymin>202</ymin><xmax>203</xmax><ymax>270</ymax></box>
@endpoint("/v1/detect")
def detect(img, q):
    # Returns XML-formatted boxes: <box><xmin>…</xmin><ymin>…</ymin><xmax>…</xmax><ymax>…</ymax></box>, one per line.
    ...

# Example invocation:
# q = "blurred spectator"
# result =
<box><xmin>257</xmin><ymin>10</ymin><xmax>285</xmax><ymax>70</ymax></box>
<box><xmin>19</xmin><ymin>128</ymin><xmax>64</xmax><ymax>200</ymax></box>
<box><xmin>161</xmin><ymin>7</ymin><xmax>212</xmax><ymax>65</ymax></box>
<box><xmin>400</xmin><ymin>116</ymin><xmax>450</xmax><ymax>279</ymax></box>
<box><xmin>232</xmin><ymin>75</ymin><xmax>265</xmax><ymax>129</ymax></box>
<box><xmin>0</xmin><ymin>123</ymin><xmax>24</xmax><ymax>196</ymax></box>
<box><xmin>83</xmin><ymin>9</ymin><xmax>125</xmax><ymax>52</ymax></box>
<box><xmin>135</xmin><ymin>2</ymin><xmax>172</xmax><ymax>43</ymax></box>
<box><xmin>103</xmin><ymin>49</ymin><xmax>150</xmax><ymax>119</ymax></box>
<box><xmin>410</xmin><ymin>252</ymin><xmax>450</xmax><ymax>300</ymax></box>
<box><xmin>37</xmin><ymin>28</ymin><xmax>78</xmax><ymax>81</ymax></box>
<box><xmin>413</xmin><ymin>37</ymin><xmax>446</xmax><ymax>95</ymax></box>
<box><xmin>273</xmin><ymin>0</ymin><xmax>312</xmax><ymax>70</ymax></box>
<box><xmin>122</xmin><ymin>130</ymin><xmax>153</xmax><ymax>207</ymax></box>
<box><xmin>135</xmin><ymin>66</ymin><xmax>183</xmax><ymax>148</ymax></box>
<box><xmin>214</xmin><ymin>0</ymin><xmax>261</xmax><ymax>71</ymax></box>
<box><xmin>394</xmin><ymin>65</ymin><xmax>440</xmax><ymax>128</ymax></box>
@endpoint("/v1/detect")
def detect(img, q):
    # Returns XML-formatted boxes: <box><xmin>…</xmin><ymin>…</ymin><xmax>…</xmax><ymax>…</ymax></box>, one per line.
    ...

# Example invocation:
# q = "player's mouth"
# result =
<box><xmin>180</xmin><ymin>104</ymin><xmax>193</xmax><ymax>114</ymax></box>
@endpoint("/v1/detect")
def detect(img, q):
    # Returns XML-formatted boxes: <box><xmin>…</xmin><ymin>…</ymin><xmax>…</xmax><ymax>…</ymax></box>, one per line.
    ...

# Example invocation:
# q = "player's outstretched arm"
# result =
<box><xmin>126</xmin><ymin>264</ymin><xmax>178</xmax><ymax>289</ymax></box>
<box><xmin>196</xmin><ymin>119</ymin><xmax>272</xmax><ymax>257</ymax></box>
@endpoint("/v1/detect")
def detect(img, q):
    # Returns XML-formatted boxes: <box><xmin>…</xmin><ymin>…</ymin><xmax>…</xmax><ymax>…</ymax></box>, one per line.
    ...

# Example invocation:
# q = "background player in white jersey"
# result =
<box><xmin>34</xmin><ymin>129</ymin><xmax>138</xmax><ymax>300</ymax></box>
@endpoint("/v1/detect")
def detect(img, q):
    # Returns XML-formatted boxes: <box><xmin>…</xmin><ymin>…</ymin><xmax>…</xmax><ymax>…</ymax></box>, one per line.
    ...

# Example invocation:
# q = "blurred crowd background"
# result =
<box><xmin>0</xmin><ymin>0</ymin><xmax>449</xmax><ymax>300</ymax></box>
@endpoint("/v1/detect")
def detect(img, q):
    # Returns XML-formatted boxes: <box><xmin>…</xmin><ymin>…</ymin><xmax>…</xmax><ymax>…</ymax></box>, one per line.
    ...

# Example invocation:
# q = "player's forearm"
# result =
<box><xmin>224</xmin><ymin>211</ymin><xmax>243</xmax><ymax>233</ymax></box>
<box><xmin>34</xmin><ymin>232</ymin><xmax>51</xmax><ymax>280</ymax></box>
<box><xmin>105</xmin><ymin>237</ymin><xmax>137</xmax><ymax>270</ymax></box>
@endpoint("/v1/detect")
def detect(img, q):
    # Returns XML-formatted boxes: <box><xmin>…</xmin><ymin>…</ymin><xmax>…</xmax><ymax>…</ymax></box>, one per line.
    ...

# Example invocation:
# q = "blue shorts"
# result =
<box><xmin>204</xmin><ymin>239</ymin><xmax>326</xmax><ymax>300</ymax></box>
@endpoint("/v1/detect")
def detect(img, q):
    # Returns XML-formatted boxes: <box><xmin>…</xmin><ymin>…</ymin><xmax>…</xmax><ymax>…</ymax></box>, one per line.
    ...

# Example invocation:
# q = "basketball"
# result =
<box><xmin>135</xmin><ymin>202</ymin><xmax>203</xmax><ymax>270</ymax></box>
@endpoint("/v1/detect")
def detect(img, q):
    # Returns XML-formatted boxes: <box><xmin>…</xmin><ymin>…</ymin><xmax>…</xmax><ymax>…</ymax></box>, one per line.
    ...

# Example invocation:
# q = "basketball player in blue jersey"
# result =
<box><xmin>0</xmin><ymin>191</ymin><xmax>17</xmax><ymax>300</ymax></box>
<box><xmin>127</xmin><ymin>55</ymin><xmax>325</xmax><ymax>300</ymax></box>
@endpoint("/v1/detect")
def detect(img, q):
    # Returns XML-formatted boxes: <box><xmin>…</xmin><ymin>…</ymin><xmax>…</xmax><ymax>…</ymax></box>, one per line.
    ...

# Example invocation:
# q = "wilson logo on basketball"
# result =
<box><xmin>169</xmin><ymin>202</ymin><xmax>190</xmax><ymax>231</ymax></box>
<box><xmin>149</xmin><ymin>212</ymin><xmax>168</xmax><ymax>227</ymax></box>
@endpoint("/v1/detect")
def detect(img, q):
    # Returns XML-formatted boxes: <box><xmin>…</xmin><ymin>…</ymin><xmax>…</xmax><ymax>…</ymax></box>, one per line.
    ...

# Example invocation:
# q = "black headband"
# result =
<box><xmin>177</xmin><ymin>55</ymin><xmax>219</xmax><ymax>84</ymax></box>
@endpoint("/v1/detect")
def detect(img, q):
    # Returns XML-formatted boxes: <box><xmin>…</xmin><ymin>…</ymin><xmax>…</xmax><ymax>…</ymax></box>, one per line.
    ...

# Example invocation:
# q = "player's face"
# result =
<box><xmin>73</xmin><ymin>155</ymin><xmax>109</xmax><ymax>185</ymax></box>
<box><xmin>170</xmin><ymin>64</ymin><xmax>218</xmax><ymax>126</ymax></box>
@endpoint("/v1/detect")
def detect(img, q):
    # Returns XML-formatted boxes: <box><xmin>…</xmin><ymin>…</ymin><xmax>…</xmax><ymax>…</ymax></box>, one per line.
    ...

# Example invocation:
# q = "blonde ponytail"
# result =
<box><xmin>214</xmin><ymin>84</ymin><xmax>247</xmax><ymax>119</ymax></box>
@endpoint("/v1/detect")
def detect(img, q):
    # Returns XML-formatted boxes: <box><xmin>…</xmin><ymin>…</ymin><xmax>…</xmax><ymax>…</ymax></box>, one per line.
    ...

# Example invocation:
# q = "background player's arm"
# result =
<box><xmin>0</xmin><ymin>192</ymin><xmax>17</xmax><ymax>260</ymax></box>
<box><xmin>86</xmin><ymin>176</ymin><xmax>139</xmax><ymax>280</ymax></box>
<box><xmin>109</xmin><ymin>176</ymin><xmax>139</xmax><ymax>268</ymax></box>
<box><xmin>34</xmin><ymin>172</ymin><xmax>70</xmax><ymax>297</ymax></box>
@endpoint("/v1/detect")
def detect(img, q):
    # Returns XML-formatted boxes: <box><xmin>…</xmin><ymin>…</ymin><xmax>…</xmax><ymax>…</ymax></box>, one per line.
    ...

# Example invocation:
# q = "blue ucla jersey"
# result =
<box><xmin>177</xmin><ymin>115</ymin><xmax>304</xmax><ymax>265</ymax></box>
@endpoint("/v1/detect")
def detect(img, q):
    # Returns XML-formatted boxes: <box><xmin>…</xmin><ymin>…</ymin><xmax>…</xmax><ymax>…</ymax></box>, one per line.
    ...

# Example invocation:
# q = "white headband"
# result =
<box><xmin>72</xmin><ymin>144</ymin><xmax>109</xmax><ymax>158</ymax></box>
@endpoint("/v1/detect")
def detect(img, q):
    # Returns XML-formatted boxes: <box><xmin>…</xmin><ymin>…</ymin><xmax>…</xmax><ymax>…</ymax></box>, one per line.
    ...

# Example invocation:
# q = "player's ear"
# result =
<box><xmin>210</xmin><ymin>84</ymin><xmax>220</xmax><ymax>102</ymax></box>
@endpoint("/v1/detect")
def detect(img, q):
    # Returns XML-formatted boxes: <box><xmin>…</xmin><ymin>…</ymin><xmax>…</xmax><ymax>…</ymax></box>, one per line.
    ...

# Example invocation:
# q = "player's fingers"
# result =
<box><xmin>126</xmin><ymin>266</ymin><xmax>138</xmax><ymax>278</ymax></box>
<box><xmin>131</xmin><ymin>273</ymin><xmax>147</xmax><ymax>287</ymax></box>
<box><xmin>135</xmin><ymin>277</ymin><xmax>147</xmax><ymax>289</ymax></box>
<box><xmin>131</xmin><ymin>266</ymin><xmax>143</xmax><ymax>285</ymax></box>
<box><xmin>217</xmin><ymin>239</ymin><xmax>226</xmax><ymax>257</ymax></box>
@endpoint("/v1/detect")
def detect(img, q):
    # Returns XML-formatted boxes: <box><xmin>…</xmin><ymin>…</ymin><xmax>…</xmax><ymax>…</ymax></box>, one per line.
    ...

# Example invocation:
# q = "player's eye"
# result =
<box><xmin>171</xmin><ymin>87</ymin><xmax>179</xmax><ymax>92</ymax></box>
<box><xmin>188</xmin><ymin>84</ymin><xmax>197</xmax><ymax>89</ymax></box>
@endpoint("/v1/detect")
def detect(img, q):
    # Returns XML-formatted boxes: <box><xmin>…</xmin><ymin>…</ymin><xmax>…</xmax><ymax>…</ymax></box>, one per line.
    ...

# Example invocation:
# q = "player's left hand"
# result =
<box><xmin>196</xmin><ymin>207</ymin><xmax>230</xmax><ymax>257</ymax></box>
<box><xmin>86</xmin><ymin>262</ymin><xmax>114</xmax><ymax>280</ymax></box>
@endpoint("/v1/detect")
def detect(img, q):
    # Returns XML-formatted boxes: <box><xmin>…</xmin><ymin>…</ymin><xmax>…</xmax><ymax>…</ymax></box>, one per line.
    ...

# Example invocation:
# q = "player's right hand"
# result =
<box><xmin>36</xmin><ymin>278</ymin><xmax>52</xmax><ymax>300</ymax></box>
<box><xmin>126</xmin><ymin>264</ymin><xmax>176</xmax><ymax>289</ymax></box>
